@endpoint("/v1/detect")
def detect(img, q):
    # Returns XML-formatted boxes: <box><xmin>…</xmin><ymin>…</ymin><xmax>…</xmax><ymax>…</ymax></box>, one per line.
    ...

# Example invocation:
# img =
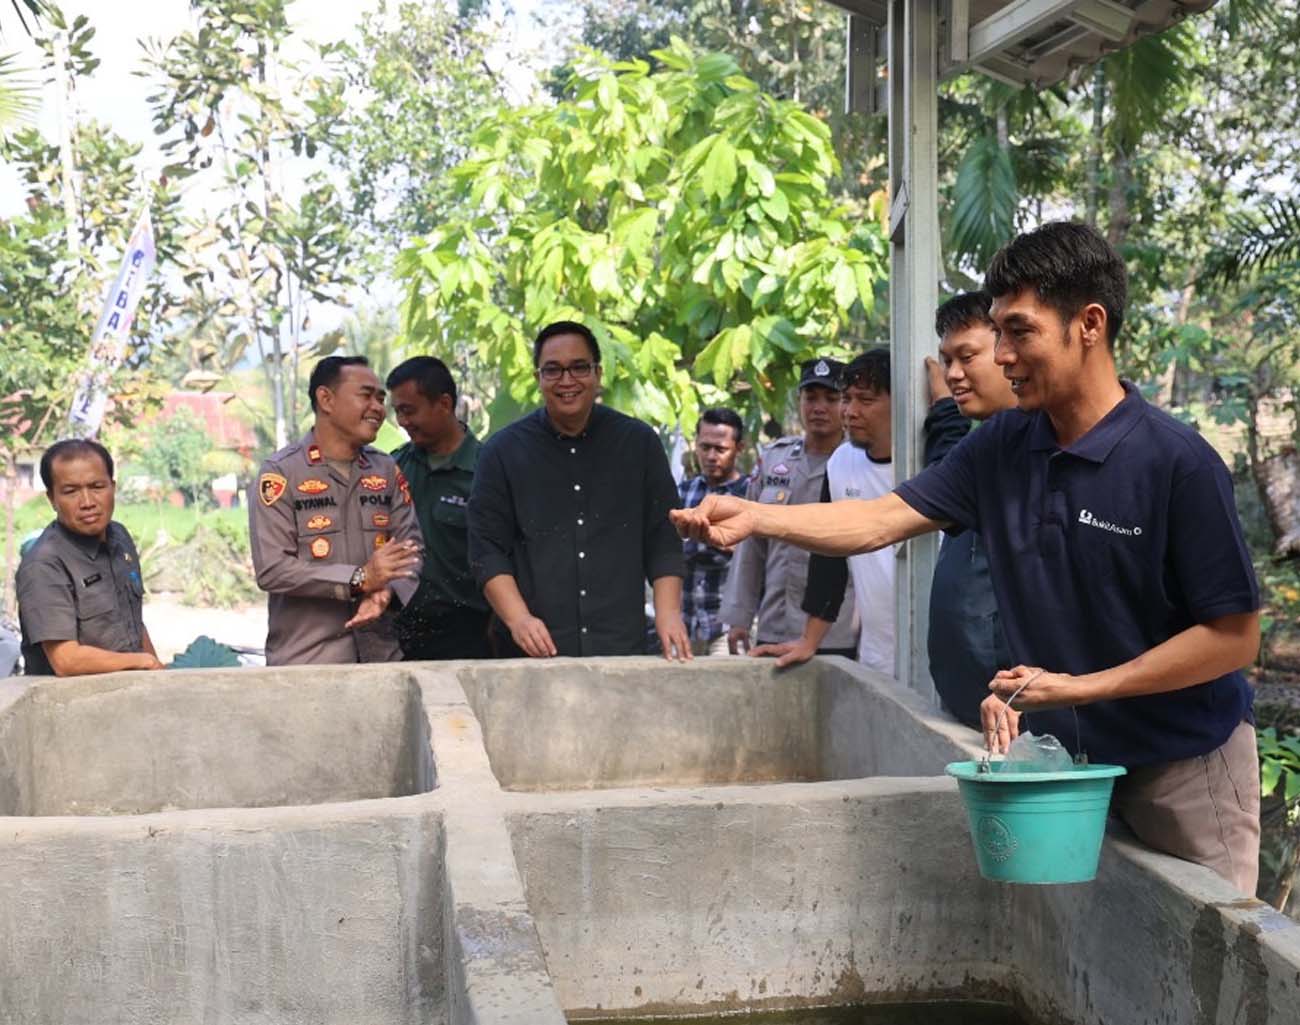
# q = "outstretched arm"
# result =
<box><xmin>672</xmin><ymin>491</ymin><xmax>946</xmax><ymax>557</ymax></box>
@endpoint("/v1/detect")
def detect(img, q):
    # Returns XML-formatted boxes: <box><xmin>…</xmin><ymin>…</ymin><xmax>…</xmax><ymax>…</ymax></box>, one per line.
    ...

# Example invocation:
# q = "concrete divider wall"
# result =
<box><xmin>0</xmin><ymin>803</ymin><xmax>447</xmax><ymax>1025</ymax></box>
<box><xmin>0</xmin><ymin>670</ymin><xmax>434</xmax><ymax>815</ymax></box>
<box><xmin>0</xmin><ymin>657</ymin><xmax>1297</xmax><ymax>1025</ymax></box>
<box><xmin>505</xmin><ymin>781</ymin><xmax>1021</xmax><ymax>1017</ymax></box>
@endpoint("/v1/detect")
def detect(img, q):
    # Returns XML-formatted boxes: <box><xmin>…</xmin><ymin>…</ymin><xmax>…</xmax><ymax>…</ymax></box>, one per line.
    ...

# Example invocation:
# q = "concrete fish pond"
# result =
<box><xmin>0</xmin><ymin>657</ymin><xmax>1297</xmax><ymax>1024</ymax></box>
<box><xmin>576</xmin><ymin>1002</ymin><xmax>1030</xmax><ymax>1024</ymax></box>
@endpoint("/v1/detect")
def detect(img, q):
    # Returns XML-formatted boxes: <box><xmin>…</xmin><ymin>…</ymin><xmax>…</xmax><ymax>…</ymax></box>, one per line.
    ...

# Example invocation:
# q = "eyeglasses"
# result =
<box><xmin>538</xmin><ymin>361</ymin><xmax>597</xmax><ymax>382</ymax></box>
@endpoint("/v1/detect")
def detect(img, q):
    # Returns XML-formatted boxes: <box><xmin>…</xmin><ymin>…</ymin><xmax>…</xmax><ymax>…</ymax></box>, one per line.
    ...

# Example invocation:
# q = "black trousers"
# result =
<box><xmin>399</xmin><ymin>605</ymin><xmax>494</xmax><ymax>661</ymax></box>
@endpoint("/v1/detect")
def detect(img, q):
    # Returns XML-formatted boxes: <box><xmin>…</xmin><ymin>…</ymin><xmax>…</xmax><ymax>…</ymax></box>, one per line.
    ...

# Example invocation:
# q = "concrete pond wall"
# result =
<box><xmin>0</xmin><ymin>657</ymin><xmax>1296</xmax><ymax>1024</ymax></box>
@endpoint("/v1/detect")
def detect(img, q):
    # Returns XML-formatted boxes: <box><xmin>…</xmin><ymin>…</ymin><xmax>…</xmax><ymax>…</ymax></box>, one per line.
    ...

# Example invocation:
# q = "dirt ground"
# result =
<box><xmin>143</xmin><ymin>593</ymin><xmax>268</xmax><ymax>663</ymax></box>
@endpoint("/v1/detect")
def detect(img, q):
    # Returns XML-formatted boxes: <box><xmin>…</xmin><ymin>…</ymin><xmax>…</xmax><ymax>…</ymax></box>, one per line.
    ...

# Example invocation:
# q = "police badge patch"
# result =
<box><xmin>297</xmin><ymin>479</ymin><xmax>329</xmax><ymax>495</ymax></box>
<box><xmin>359</xmin><ymin>475</ymin><xmax>388</xmax><ymax>492</ymax></box>
<box><xmin>259</xmin><ymin>473</ymin><xmax>287</xmax><ymax>506</ymax></box>
<box><xmin>310</xmin><ymin>536</ymin><xmax>331</xmax><ymax>559</ymax></box>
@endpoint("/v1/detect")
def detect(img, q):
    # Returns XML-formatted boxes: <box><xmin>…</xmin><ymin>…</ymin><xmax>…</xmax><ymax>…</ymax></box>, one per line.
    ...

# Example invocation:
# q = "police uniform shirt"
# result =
<box><xmin>248</xmin><ymin>431</ymin><xmax>423</xmax><ymax>666</ymax></box>
<box><xmin>719</xmin><ymin>436</ymin><xmax>858</xmax><ymax>649</ymax></box>
<box><xmin>16</xmin><ymin>520</ymin><xmax>146</xmax><ymax>675</ymax></box>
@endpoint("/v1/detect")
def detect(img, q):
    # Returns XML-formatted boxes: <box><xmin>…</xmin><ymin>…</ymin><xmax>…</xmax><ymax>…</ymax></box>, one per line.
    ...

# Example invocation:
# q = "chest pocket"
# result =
<box><xmin>75</xmin><ymin>581</ymin><xmax>117</xmax><ymax>622</ymax></box>
<box><xmin>758</xmin><ymin>479</ymin><xmax>793</xmax><ymax>505</ymax></box>
<box><xmin>297</xmin><ymin>511</ymin><xmax>343</xmax><ymax>562</ymax></box>
<box><xmin>433</xmin><ymin>498</ymin><xmax>468</xmax><ymax>531</ymax></box>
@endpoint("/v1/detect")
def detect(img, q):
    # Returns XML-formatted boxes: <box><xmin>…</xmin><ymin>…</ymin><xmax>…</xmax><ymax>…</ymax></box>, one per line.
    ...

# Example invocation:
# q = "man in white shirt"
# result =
<box><xmin>752</xmin><ymin>349</ymin><xmax>895</xmax><ymax>672</ymax></box>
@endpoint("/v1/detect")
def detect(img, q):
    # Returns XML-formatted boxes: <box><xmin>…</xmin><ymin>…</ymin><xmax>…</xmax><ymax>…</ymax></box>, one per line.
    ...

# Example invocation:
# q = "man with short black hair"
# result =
<box><xmin>921</xmin><ymin>291</ymin><xmax>1016</xmax><ymax>729</ymax></box>
<box><xmin>17</xmin><ymin>438</ymin><xmax>162</xmax><ymax>675</ymax></box>
<box><xmin>720</xmin><ymin>358</ymin><xmax>859</xmax><ymax>658</ymax></box>
<box><xmin>675</xmin><ymin>222</ymin><xmax>1263</xmax><ymax>893</ymax></box>
<box><xmin>759</xmin><ymin>349</ymin><xmax>895</xmax><ymax>673</ymax></box>
<box><xmin>387</xmin><ymin>355</ymin><xmax>491</xmax><ymax>660</ymax></box>
<box><xmin>678</xmin><ymin>407</ymin><xmax>749</xmax><ymax>656</ymax></box>
<box><xmin>249</xmin><ymin>355</ymin><xmax>424</xmax><ymax>665</ymax></box>
<box><xmin>468</xmin><ymin>320</ymin><xmax>689</xmax><ymax>660</ymax></box>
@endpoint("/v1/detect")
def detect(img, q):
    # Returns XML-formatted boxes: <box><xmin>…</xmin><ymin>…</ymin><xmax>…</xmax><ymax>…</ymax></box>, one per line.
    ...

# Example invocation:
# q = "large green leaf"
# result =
<box><xmin>948</xmin><ymin>133</ymin><xmax>1017</xmax><ymax>268</ymax></box>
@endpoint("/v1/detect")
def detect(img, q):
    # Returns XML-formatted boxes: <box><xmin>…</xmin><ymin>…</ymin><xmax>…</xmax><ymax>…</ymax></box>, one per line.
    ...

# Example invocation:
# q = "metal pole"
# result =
<box><xmin>887</xmin><ymin>0</ymin><xmax>939</xmax><ymax>703</ymax></box>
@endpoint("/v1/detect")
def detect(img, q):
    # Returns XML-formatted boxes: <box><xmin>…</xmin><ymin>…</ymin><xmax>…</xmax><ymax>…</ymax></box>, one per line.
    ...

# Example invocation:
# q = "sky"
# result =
<box><xmin>0</xmin><ymin>0</ymin><xmax>546</xmax><ymax>218</ymax></box>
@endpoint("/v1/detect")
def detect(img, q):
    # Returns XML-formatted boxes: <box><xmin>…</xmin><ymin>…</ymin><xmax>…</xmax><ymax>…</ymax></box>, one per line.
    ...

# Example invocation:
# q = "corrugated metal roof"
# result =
<box><xmin>830</xmin><ymin>1</ymin><xmax>1222</xmax><ymax>87</ymax></box>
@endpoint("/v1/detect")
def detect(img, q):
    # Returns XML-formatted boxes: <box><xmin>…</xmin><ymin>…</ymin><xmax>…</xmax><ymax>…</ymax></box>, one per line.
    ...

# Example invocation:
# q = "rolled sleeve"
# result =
<box><xmin>16</xmin><ymin>556</ymin><xmax>77</xmax><ymax>645</ymax></box>
<box><xmin>467</xmin><ymin>442</ymin><xmax>518</xmax><ymax>587</ymax></box>
<box><xmin>248</xmin><ymin>464</ymin><xmax>355</xmax><ymax>600</ymax></box>
<box><xmin>1168</xmin><ymin>461</ymin><xmax>1260</xmax><ymax>622</ymax></box>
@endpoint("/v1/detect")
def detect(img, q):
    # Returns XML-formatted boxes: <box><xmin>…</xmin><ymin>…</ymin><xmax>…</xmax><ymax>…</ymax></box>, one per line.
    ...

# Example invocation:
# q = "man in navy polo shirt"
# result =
<box><xmin>673</xmin><ymin>222</ymin><xmax>1262</xmax><ymax>894</ymax></box>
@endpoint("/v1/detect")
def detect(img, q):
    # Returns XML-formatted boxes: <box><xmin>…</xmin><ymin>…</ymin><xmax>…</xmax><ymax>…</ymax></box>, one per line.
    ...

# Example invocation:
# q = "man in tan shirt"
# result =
<box><xmin>249</xmin><ymin>356</ymin><xmax>423</xmax><ymax>665</ymax></box>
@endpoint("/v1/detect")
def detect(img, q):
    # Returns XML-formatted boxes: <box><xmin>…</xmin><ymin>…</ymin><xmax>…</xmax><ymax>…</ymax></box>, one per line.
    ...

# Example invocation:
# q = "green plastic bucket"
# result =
<box><xmin>945</xmin><ymin>761</ymin><xmax>1127</xmax><ymax>884</ymax></box>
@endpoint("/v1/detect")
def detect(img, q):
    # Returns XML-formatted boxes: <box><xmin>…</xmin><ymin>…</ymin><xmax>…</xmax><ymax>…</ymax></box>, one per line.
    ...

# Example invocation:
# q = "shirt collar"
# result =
<box><xmin>536</xmin><ymin>404</ymin><xmax>604</xmax><ymax>441</ymax></box>
<box><xmin>301</xmin><ymin>429</ymin><xmax>371</xmax><ymax>468</ymax></box>
<box><xmin>53</xmin><ymin>519</ymin><xmax>109</xmax><ymax>556</ymax></box>
<box><xmin>1028</xmin><ymin>380</ymin><xmax>1145</xmax><ymax>463</ymax></box>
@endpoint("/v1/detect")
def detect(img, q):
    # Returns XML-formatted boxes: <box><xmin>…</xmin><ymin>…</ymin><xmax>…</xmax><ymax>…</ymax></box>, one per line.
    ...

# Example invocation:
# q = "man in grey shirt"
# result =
<box><xmin>16</xmin><ymin>439</ymin><xmax>163</xmax><ymax>676</ymax></box>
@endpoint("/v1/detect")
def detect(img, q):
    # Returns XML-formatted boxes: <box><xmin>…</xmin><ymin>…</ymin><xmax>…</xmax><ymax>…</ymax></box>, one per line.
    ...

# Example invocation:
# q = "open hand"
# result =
<box><xmin>363</xmin><ymin>538</ymin><xmax>422</xmax><ymax>592</ymax></box>
<box><xmin>346</xmin><ymin>588</ymin><xmax>392</xmax><ymax>630</ymax></box>
<box><xmin>670</xmin><ymin>494</ymin><xmax>757</xmax><ymax>550</ymax></box>
<box><xmin>750</xmin><ymin>638</ymin><xmax>816</xmax><ymax>668</ymax></box>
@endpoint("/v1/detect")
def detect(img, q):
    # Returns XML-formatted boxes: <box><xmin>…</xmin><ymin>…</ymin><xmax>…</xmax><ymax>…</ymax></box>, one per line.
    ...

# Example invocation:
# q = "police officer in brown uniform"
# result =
<box><xmin>249</xmin><ymin>356</ymin><xmax>423</xmax><ymax>666</ymax></box>
<box><xmin>719</xmin><ymin>358</ymin><xmax>858</xmax><ymax>656</ymax></box>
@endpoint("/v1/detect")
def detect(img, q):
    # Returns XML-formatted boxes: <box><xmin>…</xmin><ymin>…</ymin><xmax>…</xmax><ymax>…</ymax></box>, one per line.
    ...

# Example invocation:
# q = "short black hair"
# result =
<box><xmin>386</xmin><ymin>356</ymin><xmax>458</xmax><ymax>408</ymax></box>
<box><xmin>533</xmin><ymin>320</ymin><xmax>600</xmax><ymax>367</ymax></box>
<box><xmin>984</xmin><ymin>221</ymin><xmax>1128</xmax><ymax>345</ymax></box>
<box><xmin>935</xmin><ymin>291</ymin><xmax>993</xmax><ymax>339</ymax></box>
<box><xmin>40</xmin><ymin>438</ymin><xmax>114</xmax><ymax>491</ymax></box>
<box><xmin>697</xmin><ymin>407</ymin><xmax>743</xmax><ymax>444</ymax></box>
<box><xmin>308</xmin><ymin>355</ymin><xmax>371</xmax><ymax>412</ymax></box>
<box><xmin>843</xmin><ymin>346</ymin><xmax>890</xmax><ymax>394</ymax></box>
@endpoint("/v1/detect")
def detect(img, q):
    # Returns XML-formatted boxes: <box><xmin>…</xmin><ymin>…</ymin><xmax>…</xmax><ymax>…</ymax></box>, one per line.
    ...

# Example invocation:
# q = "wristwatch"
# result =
<box><xmin>349</xmin><ymin>565</ymin><xmax>367</xmax><ymax>597</ymax></box>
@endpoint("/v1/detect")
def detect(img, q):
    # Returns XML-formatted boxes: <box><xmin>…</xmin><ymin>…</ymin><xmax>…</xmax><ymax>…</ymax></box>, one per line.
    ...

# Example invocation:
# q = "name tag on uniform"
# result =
<box><xmin>82</xmin><ymin>573</ymin><xmax>102</xmax><ymax>587</ymax></box>
<box><xmin>439</xmin><ymin>495</ymin><xmax>468</xmax><ymax>507</ymax></box>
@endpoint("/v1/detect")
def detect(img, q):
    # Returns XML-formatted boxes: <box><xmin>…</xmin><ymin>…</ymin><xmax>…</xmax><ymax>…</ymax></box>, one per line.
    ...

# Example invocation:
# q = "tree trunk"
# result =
<box><xmin>1105</xmin><ymin>146</ymin><xmax>1132</xmax><ymax>250</ymax></box>
<box><xmin>1255</xmin><ymin>448</ymin><xmax>1300</xmax><ymax>559</ymax></box>
<box><xmin>1084</xmin><ymin>65</ymin><xmax>1106</xmax><ymax>227</ymax></box>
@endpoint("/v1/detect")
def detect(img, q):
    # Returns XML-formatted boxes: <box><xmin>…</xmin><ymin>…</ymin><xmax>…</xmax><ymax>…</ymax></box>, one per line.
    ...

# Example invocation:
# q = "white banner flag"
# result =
<box><xmin>67</xmin><ymin>208</ymin><xmax>157</xmax><ymax>436</ymax></box>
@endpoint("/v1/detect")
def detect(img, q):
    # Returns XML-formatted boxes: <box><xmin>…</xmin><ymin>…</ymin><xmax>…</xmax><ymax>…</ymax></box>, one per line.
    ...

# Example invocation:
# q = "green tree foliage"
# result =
<box><xmin>143</xmin><ymin>0</ymin><xmax>355</xmax><ymax>449</ymax></box>
<box><xmin>548</xmin><ymin>0</ymin><xmax>881</xmax><ymax>199</ymax></box>
<box><xmin>330</xmin><ymin>0</ymin><xmax>507</xmax><ymax>262</ymax></box>
<box><xmin>133</xmin><ymin>407</ymin><xmax>217</xmax><ymax>508</ymax></box>
<box><xmin>398</xmin><ymin>42</ymin><xmax>886</xmax><ymax>429</ymax></box>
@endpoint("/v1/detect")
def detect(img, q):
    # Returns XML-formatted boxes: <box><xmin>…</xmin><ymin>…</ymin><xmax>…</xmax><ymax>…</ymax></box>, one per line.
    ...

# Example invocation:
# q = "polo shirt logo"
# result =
<box><xmin>440</xmin><ymin>495</ymin><xmax>468</xmax><ymax>507</ymax></box>
<box><xmin>1078</xmin><ymin>508</ymin><xmax>1142</xmax><ymax>537</ymax></box>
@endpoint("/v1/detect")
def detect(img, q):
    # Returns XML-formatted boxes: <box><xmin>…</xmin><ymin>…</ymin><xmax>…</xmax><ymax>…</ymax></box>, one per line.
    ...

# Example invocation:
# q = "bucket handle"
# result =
<box><xmin>978</xmin><ymin>669</ymin><xmax>1042</xmax><ymax>774</ymax></box>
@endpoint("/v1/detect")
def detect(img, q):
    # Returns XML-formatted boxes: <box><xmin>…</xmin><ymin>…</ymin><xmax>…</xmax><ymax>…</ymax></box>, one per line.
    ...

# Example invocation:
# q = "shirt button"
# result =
<box><xmin>574</xmin><ymin>484</ymin><xmax>581</xmax><ymax>492</ymax></box>
<box><xmin>577</xmin><ymin>518</ymin><xmax>584</xmax><ymax>526</ymax></box>
<box><xmin>581</xmin><ymin>626</ymin><xmax>588</xmax><ymax>634</ymax></box>
<box><xmin>579</xmin><ymin>551</ymin><xmax>585</xmax><ymax>558</ymax></box>
<box><xmin>570</xmin><ymin>447</ymin><xmax>576</xmax><ymax>454</ymax></box>
<box><xmin>580</xmin><ymin>589</ymin><xmax>587</xmax><ymax>597</ymax></box>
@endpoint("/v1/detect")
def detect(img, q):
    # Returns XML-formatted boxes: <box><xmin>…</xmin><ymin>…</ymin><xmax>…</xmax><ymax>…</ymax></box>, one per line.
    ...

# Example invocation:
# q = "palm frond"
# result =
<box><xmin>1200</xmin><ymin>198</ymin><xmax>1300</xmax><ymax>287</ymax></box>
<box><xmin>0</xmin><ymin>50</ymin><xmax>37</xmax><ymax>141</ymax></box>
<box><xmin>2</xmin><ymin>0</ymin><xmax>51</xmax><ymax>38</ymax></box>
<box><xmin>948</xmin><ymin>133</ymin><xmax>1018</xmax><ymax>269</ymax></box>
<box><xmin>1105</xmin><ymin>23</ymin><xmax>1198</xmax><ymax>151</ymax></box>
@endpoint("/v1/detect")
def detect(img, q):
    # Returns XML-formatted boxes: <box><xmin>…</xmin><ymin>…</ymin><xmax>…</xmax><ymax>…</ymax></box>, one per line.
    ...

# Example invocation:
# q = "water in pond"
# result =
<box><xmin>576</xmin><ymin>1001</ymin><xmax>1030</xmax><ymax>1025</ymax></box>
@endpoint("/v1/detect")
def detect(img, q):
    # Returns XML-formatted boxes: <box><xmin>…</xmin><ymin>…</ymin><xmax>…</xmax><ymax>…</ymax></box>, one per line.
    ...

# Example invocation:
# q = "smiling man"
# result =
<box><xmin>387</xmin><ymin>355</ymin><xmax>491</xmax><ymax>661</ymax></box>
<box><xmin>468</xmin><ymin>320</ymin><xmax>689</xmax><ymax>660</ymax></box>
<box><xmin>17</xmin><ymin>439</ymin><xmax>162</xmax><ymax>676</ymax></box>
<box><xmin>673</xmin><ymin>222</ymin><xmax>1262</xmax><ymax>893</ymax></box>
<box><xmin>249</xmin><ymin>355</ymin><xmax>424</xmax><ymax>666</ymax></box>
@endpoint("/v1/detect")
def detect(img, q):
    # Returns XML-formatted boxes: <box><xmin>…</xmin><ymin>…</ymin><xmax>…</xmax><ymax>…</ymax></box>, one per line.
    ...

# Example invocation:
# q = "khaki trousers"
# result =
<box><xmin>1111</xmin><ymin>720</ymin><xmax>1260</xmax><ymax>895</ymax></box>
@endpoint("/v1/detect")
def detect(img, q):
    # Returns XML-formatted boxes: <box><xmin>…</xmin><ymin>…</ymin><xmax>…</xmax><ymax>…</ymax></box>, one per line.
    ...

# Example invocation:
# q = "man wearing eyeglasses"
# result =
<box><xmin>468</xmin><ymin>320</ymin><xmax>690</xmax><ymax>660</ymax></box>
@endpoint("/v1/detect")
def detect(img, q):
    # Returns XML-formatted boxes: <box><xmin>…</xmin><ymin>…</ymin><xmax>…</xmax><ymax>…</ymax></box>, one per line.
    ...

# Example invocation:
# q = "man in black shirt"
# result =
<box><xmin>468</xmin><ymin>320</ymin><xmax>689</xmax><ymax>659</ymax></box>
